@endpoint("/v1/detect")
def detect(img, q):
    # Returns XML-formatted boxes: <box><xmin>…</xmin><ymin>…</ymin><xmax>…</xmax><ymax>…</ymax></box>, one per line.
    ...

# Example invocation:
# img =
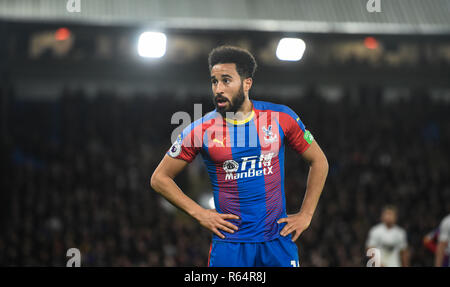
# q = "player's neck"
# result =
<box><xmin>384</xmin><ymin>223</ymin><xmax>394</xmax><ymax>229</ymax></box>
<box><xmin>226</xmin><ymin>97</ymin><xmax>253</xmax><ymax>122</ymax></box>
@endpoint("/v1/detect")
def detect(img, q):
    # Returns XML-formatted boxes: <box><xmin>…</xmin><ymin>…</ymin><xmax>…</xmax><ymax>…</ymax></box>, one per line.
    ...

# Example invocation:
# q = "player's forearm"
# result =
<box><xmin>401</xmin><ymin>249</ymin><xmax>410</xmax><ymax>267</ymax></box>
<box><xmin>299</xmin><ymin>157</ymin><xmax>328</xmax><ymax>218</ymax></box>
<box><xmin>151</xmin><ymin>173</ymin><xmax>205</xmax><ymax>220</ymax></box>
<box><xmin>434</xmin><ymin>242</ymin><xmax>447</xmax><ymax>267</ymax></box>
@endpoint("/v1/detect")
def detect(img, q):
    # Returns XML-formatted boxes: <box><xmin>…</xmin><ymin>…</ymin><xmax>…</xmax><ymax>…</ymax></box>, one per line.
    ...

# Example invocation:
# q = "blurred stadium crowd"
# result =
<box><xmin>0</xmin><ymin>86</ymin><xmax>449</xmax><ymax>266</ymax></box>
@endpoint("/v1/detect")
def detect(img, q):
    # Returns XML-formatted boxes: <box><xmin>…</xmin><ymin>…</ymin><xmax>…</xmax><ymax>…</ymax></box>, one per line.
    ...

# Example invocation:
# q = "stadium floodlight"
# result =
<box><xmin>276</xmin><ymin>38</ymin><xmax>306</xmax><ymax>62</ymax></box>
<box><xmin>137</xmin><ymin>31</ymin><xmax>167</xmax><ymax>58</ymax></box>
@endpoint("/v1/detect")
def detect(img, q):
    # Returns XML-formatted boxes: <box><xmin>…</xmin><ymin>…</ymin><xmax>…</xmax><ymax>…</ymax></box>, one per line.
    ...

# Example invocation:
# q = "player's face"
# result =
<box><xmin>210</xmin><ymin>63</ymin><xmax>245</xmax><ymax>116</ymax></box>
<box><xmin>382</xmin><ymin>209</ymin><xmax>397</xmax><ymax>226</ymax></box>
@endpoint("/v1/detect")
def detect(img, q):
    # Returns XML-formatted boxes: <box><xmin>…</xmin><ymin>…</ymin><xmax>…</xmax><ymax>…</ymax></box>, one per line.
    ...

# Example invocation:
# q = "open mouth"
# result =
<box><xmin>215</xmin><ymin>97</ymin><xmax>229</xmax><ymax>108</ymax></box>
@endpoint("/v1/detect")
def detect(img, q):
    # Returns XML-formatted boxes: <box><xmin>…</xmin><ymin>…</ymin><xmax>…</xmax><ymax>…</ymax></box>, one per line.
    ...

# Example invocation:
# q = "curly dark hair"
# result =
<box><xmin>208</xmin><ymin>45</ymin><xmax>257</xmax><ymax>79</ymax></box>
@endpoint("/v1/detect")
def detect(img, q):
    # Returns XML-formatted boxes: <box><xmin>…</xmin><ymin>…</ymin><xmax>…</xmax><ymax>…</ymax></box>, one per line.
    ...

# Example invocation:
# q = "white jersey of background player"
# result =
<box><xmin>435</xmin><ymin>214</ymin><xmax>450</xmax><ymax>267</ymax></box>
<box><xmin>366</xmin><ymin>206</ymin><xmax>409</xmax><ymax>267</ymax></box>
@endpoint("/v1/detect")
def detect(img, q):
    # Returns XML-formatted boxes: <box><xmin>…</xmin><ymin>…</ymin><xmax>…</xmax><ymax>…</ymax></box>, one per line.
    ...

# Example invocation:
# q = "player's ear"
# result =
<box><xmin>243</xmin><ymin>77</ymin><xmax>252</xmax><ymax>93</ymax></box>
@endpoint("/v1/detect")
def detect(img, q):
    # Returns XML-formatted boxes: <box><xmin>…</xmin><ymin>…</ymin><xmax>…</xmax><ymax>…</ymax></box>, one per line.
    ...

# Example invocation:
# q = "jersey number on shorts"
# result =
<box><xmin>290</xmin><ymin>260</ymin><xmax>300</xmax><ymax>267</ymax></box>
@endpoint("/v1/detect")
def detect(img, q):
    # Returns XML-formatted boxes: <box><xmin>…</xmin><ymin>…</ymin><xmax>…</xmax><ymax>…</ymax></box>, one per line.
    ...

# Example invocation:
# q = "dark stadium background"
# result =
<box><xmin>0</xmin><ymin>0</ymin><xmax>449</xmax><ymax>267</ymax></box>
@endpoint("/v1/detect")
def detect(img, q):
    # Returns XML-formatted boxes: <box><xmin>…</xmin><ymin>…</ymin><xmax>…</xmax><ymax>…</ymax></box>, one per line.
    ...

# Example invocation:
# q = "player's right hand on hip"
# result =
<box><xmin>197</xmin><ymin>209</ymin><xmax>239</xmax><ymax>239</ymax></box>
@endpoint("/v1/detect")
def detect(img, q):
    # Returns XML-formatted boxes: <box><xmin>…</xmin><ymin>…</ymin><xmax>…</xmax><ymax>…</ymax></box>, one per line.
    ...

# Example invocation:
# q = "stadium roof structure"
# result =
<box><xmin>1</xmin><ymin>0</ymin><xmax>450</xmax><ymax>35</ymax></box>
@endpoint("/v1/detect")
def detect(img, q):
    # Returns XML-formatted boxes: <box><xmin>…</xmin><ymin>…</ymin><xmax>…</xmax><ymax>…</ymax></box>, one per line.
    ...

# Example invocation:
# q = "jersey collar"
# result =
<box><xmin>224</xmin><ymin>109</ymin><xmax>255</xmax><ymax>125</ymax></box>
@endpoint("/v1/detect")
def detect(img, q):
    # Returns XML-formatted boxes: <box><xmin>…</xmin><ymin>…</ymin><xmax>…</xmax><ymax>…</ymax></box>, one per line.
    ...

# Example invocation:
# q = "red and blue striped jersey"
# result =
<box><xmin>167</xmin><ymin>100</ymin><xmax>314</xmax><ymax>242</ymax></box>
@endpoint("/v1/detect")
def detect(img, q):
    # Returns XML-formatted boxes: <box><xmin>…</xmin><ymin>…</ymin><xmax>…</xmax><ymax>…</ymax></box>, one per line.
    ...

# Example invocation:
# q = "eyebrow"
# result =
<box><xmin>210</xmin><ymin>74</ymin><xmax>233</xmax><ymax>80</ymax></box>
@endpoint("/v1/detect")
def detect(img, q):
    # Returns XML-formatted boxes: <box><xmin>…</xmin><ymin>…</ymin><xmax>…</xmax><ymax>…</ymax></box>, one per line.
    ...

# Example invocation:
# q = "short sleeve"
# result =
<box><xmin>438</xmin><ymin>215</ymin><xmax>450</xmax><ymax>243</ymax></box>
<box><xmin>166</xmin><ymin>123</ymin><xmax>202</xmax><ymax>163</ymax></box>
<box><xmin>279</xmin><ymin>106</ymin><xmax>314</xmax><ymax>154</ymax></box>
<box><xmin>399</xmin><ymin>229</ymin><xmax>408</xmax><ymax>250</ymax></box>
<box><xmin>366</xmin><ymin>227</ymin><xmax>378</xmax><ymax>248</ymax></box>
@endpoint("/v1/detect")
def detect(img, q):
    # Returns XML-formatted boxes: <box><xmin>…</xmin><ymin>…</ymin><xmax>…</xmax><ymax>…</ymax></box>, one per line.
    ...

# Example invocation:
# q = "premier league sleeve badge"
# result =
<box><xmin>168</xmin><ymin>135</ymin><xmax>182</xmax><ymax>157</ymax></box>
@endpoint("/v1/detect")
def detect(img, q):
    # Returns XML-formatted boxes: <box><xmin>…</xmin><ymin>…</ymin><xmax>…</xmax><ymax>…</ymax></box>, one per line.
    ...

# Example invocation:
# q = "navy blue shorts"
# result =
<box><xmin>208</xmin><ymin>235</ymin><xmax>299</xmax><ymax>267</ymax></box>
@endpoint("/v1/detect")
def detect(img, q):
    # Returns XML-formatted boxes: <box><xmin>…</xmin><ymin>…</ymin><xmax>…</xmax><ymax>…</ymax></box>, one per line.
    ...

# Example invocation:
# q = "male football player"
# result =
<box><xmin>366</xmin><ymin>205</ymin><xmax>409</xmax><ymax>267</ymax></box>
<box><xmin>151</xmin><ymin>46</ymin><xmax>328</xmax><ymax>267</ymax></box>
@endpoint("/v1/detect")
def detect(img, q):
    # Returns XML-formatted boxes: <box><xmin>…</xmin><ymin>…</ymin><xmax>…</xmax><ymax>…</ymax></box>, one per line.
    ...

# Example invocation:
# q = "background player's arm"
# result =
<box><xmin>399</xmin><ymin>230</ymin><xmax>410</xmax><ymax>267</ymax></box>
<box><xmin>400</xmin><ymin>248</ymin><xmax>410</xmax><ymax>267</ymax></box>
<box><xmin>434</xmin><ymin>241</ymin><xmax>447</xmax><ymax>267</ymax></box>
<box><xmin>151</xmin><ymin>154</ymin><xmax>239</xmax><ymax>239</ymax></box>
<box><xmin>434</xmin><ymin>216</ymin><xmax>450</xmax><ymax>267</ymax></box>
<box><xmin>278</xmin><ymin>140</ymin><xmax>328</xmax><ymax>242</ymax></box>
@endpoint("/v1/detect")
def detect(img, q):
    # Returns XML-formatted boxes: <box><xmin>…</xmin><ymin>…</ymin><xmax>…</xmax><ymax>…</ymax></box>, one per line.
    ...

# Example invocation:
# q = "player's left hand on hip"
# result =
<box><xmin>277</xmin><ymin>212</ymin><xmax>312</xmax><ymax>242</ymax></box>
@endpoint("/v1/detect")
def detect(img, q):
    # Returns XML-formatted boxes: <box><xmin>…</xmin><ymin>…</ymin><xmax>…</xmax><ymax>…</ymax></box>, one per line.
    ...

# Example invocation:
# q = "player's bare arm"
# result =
<box><xmin>434</xmin><ymin>241</ymin><xmax>447</xmax><ymax>267</ymax></box>
<box><xmin>278</xmin><ymin>140</ymin><xmax>328</xmax><ymax>242</ymax></box>
<box><xmin>151</xmin><ymin>155</ymin><xmax>239</xmax><ymax>239</ymax></box>
<box><xmin>400</xmin><ymin>248</ymin><xmax>410</xmax><ymax>267</ymax></box>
